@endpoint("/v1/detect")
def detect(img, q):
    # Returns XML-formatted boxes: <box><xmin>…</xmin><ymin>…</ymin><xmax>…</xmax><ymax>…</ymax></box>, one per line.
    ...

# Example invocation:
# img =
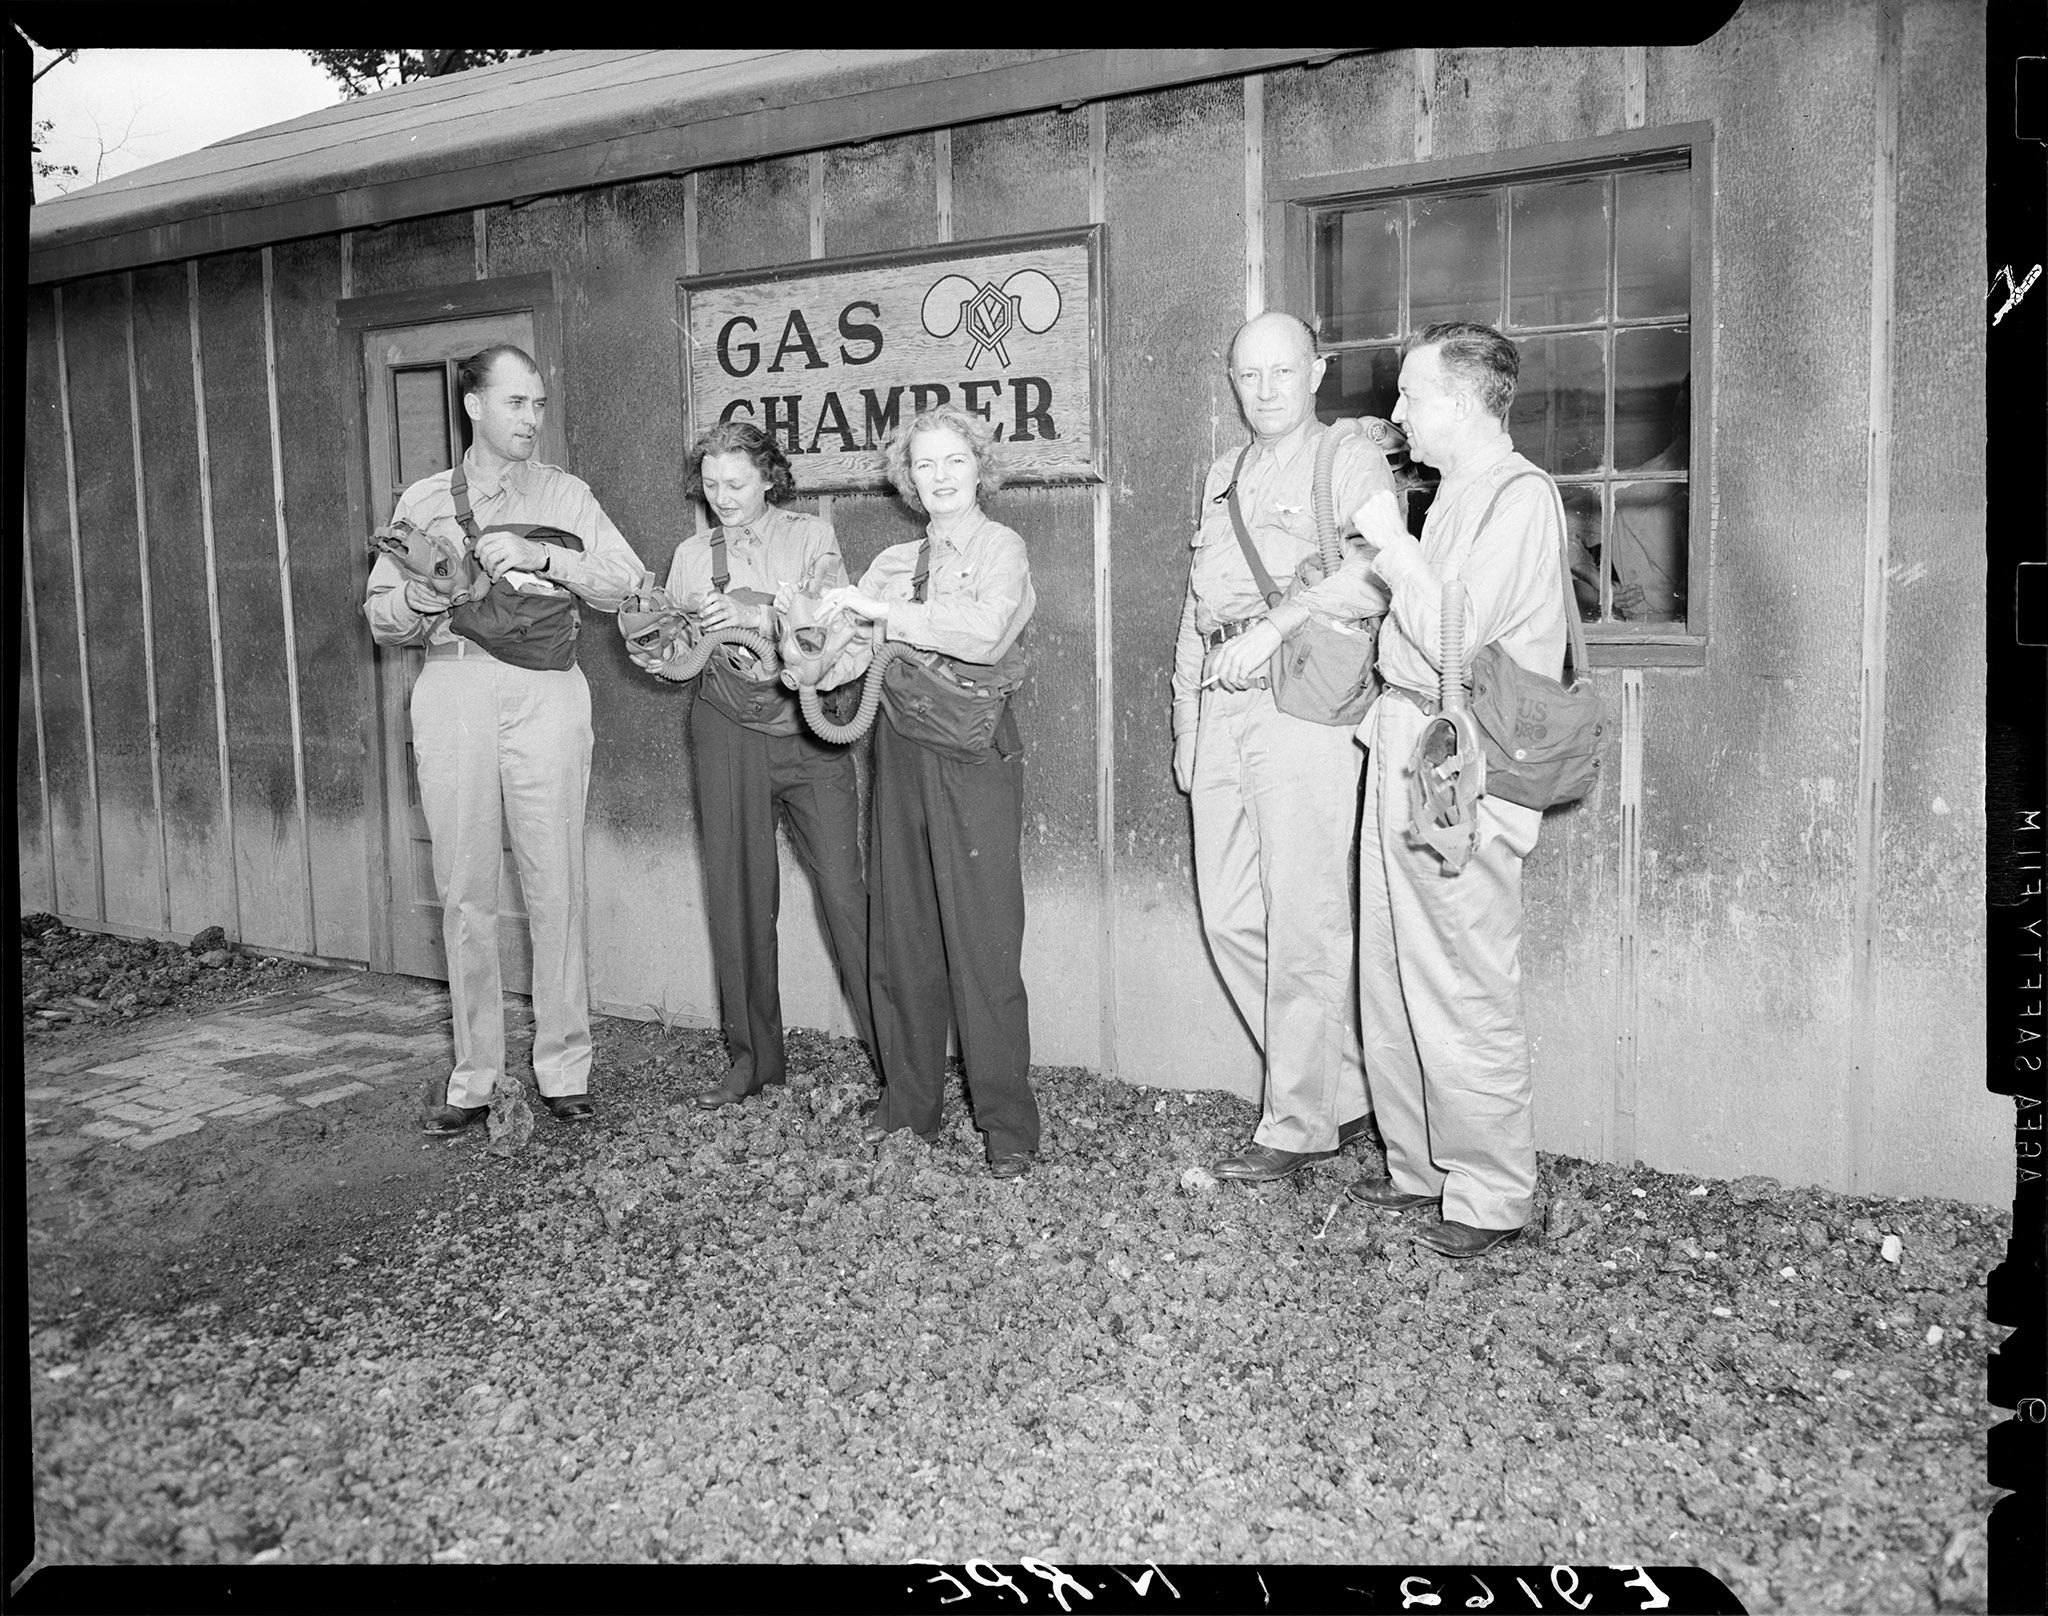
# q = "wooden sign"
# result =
<box><xmin>679</xmin><ymin>226</ymin><xmax>1104</xmax><ymax>492</ymax></box>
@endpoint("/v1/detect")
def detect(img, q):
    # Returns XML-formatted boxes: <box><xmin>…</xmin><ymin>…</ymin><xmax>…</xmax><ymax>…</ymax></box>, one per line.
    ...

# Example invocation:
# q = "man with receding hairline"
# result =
<box><xmin>365</xmin><ymin>344</ymin><xmax>646</xmax><ymax>1136</ymax></box>
<box><xmin>1171</xmin><ymin>310</ymin><xmax>1393</xmax><ymax>1184</ymax></box>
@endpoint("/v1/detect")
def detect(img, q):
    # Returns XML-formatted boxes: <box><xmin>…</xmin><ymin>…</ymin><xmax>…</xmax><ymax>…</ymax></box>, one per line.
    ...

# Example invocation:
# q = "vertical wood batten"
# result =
<box><xmin>1413</xmin><ymin>50</ymin><xmax>1435</xmax><ymax>160</ymax></box>
<box><xmin>473</xmin><ymin>210</ymin><xmax>489</xmax><ymax>280</ymax></box>
<box><xmin>1847</xmin><ymin>0</ymin><xmax>1903</xmax><ymax>1193</ymax></box>
<box><xmin>1243</xmin><ymin>76</ymin><xmax>1265</xmax><ymax>319</ymax></box>
<box><xmin>685</xmin><ymin>173</ymin><xmax>706</xmax><ymax>538</ymax></box>
<box><xmin>123</xmin><ymin>275</ymin><xmax>174</xmax><ymax>933</ymax></box>
<box><xmin>340</xmin><ymin>232</ymin><xmax>353</xmax><ymax>299</ymax></box>
<box><xmin>1614</xmin><ymin>670</ymin><xmax>1645</xmax><ymax>1163</ymax></box>
<box><xmin>23</xmin><ymin>499</ymin><xmax>58</xmax><ymax>912</ymax></box>
<box><xmin>261</xmin><ymin>248</ymin><xmax>319</xmax><ymax>954</ymax></box>
<box><xmin>808</xmin><ymin>151</ymin><xmax>826</xmax><ymax>259</ymax></box>
<box><xmin>188</xmin><ymin>260</ymin><xmax>243</xmax><ymax>943</ymax></box>
<box><xmin>1090</xmin><ymin>99</ymin><xmax>1117</xmax><ymax>1082</ymax></box>
<box><xmin>53</xmin><ymin>287</ymin><xmax>107</xmax><ymax>922</ymax></box>
<box><xmin>1615</xmin><ymin>53</ymin><xmax>1646</xmax><ymax>1164</ymax></box>
<box><xmin>934</xmin><ymin>129</ymin><xmax>953</xmax><ymax>243</ymax></box>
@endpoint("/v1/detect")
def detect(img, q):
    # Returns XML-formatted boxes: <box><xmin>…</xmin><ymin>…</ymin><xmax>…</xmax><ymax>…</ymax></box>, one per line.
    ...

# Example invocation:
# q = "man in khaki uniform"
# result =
<box><xmin>1282</xmin><ymin>321</ymin><xmax>1569</xmax><ymax>1257</ymax></box>
<box><xmin>1173</xmin><ymin>312</ymin><xmax>1392</xmax><ymax>1182</ymax></box>
<box><xmin>364</xmin><ymin>345</ymin><xmax>646</xmax><ymax>1134</ymax></box>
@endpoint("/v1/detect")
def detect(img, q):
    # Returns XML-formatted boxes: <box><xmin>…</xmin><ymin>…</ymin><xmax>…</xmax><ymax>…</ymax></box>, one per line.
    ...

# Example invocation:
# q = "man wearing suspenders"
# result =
<box><xmin>1171</xmin><ymin>312</ymin><xmax>1389</xmax><ymax>1183</ymax></box>
<box><xmin>1283</xmin><ymin>322</ymin><xmax>1570</xmax><ymax>1258</ymax></box>
<box><xmin>364</xmin><ymin>345</ymin><xmax>646</xmax><ymax>1134</ymax></box>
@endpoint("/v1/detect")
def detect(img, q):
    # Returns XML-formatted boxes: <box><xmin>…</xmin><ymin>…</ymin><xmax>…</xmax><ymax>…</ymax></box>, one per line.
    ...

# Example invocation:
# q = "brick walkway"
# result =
<box><xmin>22</xmin><ymin>975</ymin><xmax>466</xmax><ymax>1153</ymax></box>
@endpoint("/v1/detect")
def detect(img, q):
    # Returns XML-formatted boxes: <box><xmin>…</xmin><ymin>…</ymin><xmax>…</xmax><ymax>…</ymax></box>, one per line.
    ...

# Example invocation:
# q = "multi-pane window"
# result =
<box><xmin>1298</xmin><ymin>138</ymin><xmax>1707</xmax><ymax>652</ymax></box>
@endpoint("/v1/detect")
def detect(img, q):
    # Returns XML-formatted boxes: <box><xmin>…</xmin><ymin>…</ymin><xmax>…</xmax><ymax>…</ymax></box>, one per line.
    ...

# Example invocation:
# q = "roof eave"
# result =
<box><xmin>28</xmin><ymin>47</ymin><xmax>1366</xmax><ymax>285</ymax></box>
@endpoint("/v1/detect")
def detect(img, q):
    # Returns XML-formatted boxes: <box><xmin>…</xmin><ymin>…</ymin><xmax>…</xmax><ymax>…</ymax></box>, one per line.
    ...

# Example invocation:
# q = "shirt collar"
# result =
<box><xmin>724</xmin><ymin>507</ymin><xmax>784</xmax><ymax>545</ymax></box>
<box><xmin>926</xmin><ymin>509</ymin><xmax>987</xmax><ymax>555</ymax></box>
<box><xmin>460</xmin><ymin>448</ymin><xmax>532</xmax><ymax>500</ymax></box>
<box><xmin>1437</xmin><ymin>434</ymin><xmax>1517</xmax><ymax>500</ymax></box>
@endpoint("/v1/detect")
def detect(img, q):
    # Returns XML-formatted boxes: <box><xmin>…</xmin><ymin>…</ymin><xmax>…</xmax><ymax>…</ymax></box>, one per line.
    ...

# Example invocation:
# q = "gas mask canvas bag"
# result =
<box><xmin>878</xmin><ymin>538</ymin><xmax>1028</xmax><ymax>765</ymax></box>
<box><xmin>444</xmin><ymin>463</ymin><xmax>585</xmax><ymax>672</ymax></box>
<box><xmin>1461</xmin><ymin>470</ymin><xmax>1606</xmax><ymax>811</ymax></box>
<box><xmin>1221</xmin><ymin>444</ymin><xmax>1381</xmax><ymax>729</ymax></box>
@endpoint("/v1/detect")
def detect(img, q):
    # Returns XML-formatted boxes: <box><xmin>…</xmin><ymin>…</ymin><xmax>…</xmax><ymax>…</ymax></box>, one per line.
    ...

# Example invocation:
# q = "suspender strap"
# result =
<box><xmin>1472</xmin><ymin>468</ymin><xmax>1587</xmax><ymax>681</ymax></box>
<box><xmin>710</xmin><ymin>527</ymin><xmax>729</xmax><ymax>593</ymax></box>
<box><xmin>448</xmin><ymin>463</ymin><xmax>482</xmax><ymax>543</ymax></box>
<box><xmin>1222</xmin><ymin>445</ymin><xmax>1285</xmax><ymax>609</ymax></box>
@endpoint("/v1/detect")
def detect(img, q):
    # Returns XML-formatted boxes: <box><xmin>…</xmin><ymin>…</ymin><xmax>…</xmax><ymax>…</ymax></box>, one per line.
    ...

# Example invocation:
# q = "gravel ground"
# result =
<box><xmin>18</xmin><ymin>930</ymin><xmax>2005</xmax><ymax>1610</ymax></box>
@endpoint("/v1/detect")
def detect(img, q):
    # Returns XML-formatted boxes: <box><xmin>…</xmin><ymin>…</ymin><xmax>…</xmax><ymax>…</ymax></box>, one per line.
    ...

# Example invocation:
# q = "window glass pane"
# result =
<box><xmin>1509</xmin><ymin>177</ymin><xmax>1608</xmax><ymax>327</ymax></box>
<box><xmin>1606</xmin><ymin>481</ymin><xmax>1688</xmax><ymax>622</ymax></box>
<box><xmin>1614</xmin><ymin>326</ymin><xmax>1691</xmax><ymax>471</ymax></box>
<box><xmin>1509</xmin><ymin>332</ymin><xmax>1605</xmax><ymax>474</ymax></box>
<box><xmin>394</xmin><ymin>366</ymin><xmax>452</xmax><ymax>487</ymax></box>
<box><xmin>1314</xmin><ymin>345</ymin><xmax>1401</xmax><ymax>422</ymax></box>
<box><xmin>1315</xmin><ymin>207</ymin><xmax>1402</xmax><ymax>345</ymax></box>
<box><xmin>1409</xmin><ymin>191</ymin><xmax>1501</xmax><ymax>330</ymax></box>
<box><xmin>1616</xmin><ymin>165</ymin><xmax>1691</xmax><ymax>319</ymax></box>
<box><xmin>1560</xmin><ymin>484</ymin><xmax>1607</xmax><ymax>622</ymax></box>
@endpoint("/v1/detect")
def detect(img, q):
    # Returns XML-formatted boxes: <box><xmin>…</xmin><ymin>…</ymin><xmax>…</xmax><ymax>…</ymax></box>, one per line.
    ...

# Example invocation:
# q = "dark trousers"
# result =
<box><xmin>867</xmin><ymin>710</ymin><xmax>1039</xmax><ymax>1157</ymax></box>
<box><xmin>692</xmin><ymin>699</ymin><xmax>874</xmax><ymax>1092</ymax></box>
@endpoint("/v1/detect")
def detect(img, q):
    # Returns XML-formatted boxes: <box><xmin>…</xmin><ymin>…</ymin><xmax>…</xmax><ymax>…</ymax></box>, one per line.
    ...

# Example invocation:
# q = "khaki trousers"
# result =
<box><xmin>411</xmin><ymin>654</ymin><xmax>593</xmax><ymax>1107</ymax></box>
<box><xmin>1191</xmin><ymin>683</ymin><xmax>1369</xmax><ymax>1153</ymax></box>
<box><xmin>1357</xmin><ymin>695</ymin><xmax>1541</xmax><ymax>1229</ymax></box>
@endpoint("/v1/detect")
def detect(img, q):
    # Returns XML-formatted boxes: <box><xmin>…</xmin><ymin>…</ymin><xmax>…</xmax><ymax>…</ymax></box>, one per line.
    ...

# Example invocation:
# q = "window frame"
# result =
<box><xmin>1273</xmin><ymin>122</ymin><xmax>1716</xmax><ymax>667</ymax></box>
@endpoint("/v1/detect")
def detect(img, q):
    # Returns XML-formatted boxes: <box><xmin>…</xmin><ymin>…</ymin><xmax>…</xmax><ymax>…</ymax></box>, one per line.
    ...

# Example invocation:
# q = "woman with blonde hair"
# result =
<box><xmin>822</xmin><ymin>405</ymin><xmax>1041</xmax><ymax>1178</ymax></box>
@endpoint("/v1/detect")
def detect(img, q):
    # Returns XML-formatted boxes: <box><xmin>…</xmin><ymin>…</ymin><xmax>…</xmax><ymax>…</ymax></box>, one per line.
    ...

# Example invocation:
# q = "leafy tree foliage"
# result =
<box><xmin>304</xmin><ymin>50</ymin><xmax>545</xmax><ymax>99</ymax></box>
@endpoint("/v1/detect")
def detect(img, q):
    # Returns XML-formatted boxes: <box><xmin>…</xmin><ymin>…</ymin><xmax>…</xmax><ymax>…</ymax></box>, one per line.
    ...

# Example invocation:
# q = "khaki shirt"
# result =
<box><xmin>363</xmin><ymin>450</ymin><xmax>645</xmax><ymax>647</ymax></box>
<box><xmin>663</xmin><ymin>507</ymin><xmax>848</xmax><ymax>683</ymax></box>
<box><xmin>1294</xmin><ymin>437</ymin><xmax>1568</xmax><ymax>697</ymax></box>
<box><xmin>1170</xmin><ymin>423</ymin><xmax>1394</xmax><ymax>743</ymax></box>
<box><xmin>824</xmin><ymin>510</ymin><xmax>1035</xmax><ymax>688</ymax></box>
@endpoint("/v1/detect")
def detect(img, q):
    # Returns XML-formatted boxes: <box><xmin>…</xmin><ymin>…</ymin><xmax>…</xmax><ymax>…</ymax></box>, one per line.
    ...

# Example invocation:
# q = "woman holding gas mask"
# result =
<box><xmin>820</xmin><ymin>406</ymin><xmax>1042</xmax><ymax>1180</ymax></box>
<box><xmin>630</xmin><ymin>421</ymin><xmax>874</xmax><ymax>1109</ymax></box>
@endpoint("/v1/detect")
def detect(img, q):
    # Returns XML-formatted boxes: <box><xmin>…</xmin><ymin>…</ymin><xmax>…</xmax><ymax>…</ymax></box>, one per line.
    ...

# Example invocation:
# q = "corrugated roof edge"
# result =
<box><xmin>28</xmin><ymin>47</ymin><xmax>1366</xmax><ymax>285</ymax></box>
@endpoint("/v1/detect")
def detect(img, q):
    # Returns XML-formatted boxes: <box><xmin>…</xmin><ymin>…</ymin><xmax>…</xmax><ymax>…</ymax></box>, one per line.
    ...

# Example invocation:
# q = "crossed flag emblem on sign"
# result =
<box><xmin>920</xmin><ymin>269</ymin><xmax>1063</xmax><ymax>367</ymax></box>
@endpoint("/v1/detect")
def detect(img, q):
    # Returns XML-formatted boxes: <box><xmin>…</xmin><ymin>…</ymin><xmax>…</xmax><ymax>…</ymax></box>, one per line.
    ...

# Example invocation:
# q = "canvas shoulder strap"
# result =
<box><xmin>447</xmin><ymin>463</ymin><xmax>482</xmax><ymax>543</ymax></box>
<box><xmin>1222</xmin><ymin>445</ymin><xmax>1284</xmax><ymax>609</ymax></box>
<box><xmin>710</xmin><ymin>527</ymin><xmax>729</xmax><ymax>593</ymax></box>
<box><xmin>912</xmin><ymin>537</ymin><xmax>931</xmax><ymax>603</ymax></box>
<box><xmin>1472</xmin><ymin>467</ymin><xmax>1586</xmax><ymax>682</ymax></box>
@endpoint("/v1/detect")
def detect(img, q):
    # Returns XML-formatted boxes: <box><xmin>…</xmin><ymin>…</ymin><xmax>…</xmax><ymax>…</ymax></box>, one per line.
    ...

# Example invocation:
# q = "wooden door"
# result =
<box><xmin>360</xmin><ymin>312</ymin><xmax>563</xmax><ymax>986</ymax></box>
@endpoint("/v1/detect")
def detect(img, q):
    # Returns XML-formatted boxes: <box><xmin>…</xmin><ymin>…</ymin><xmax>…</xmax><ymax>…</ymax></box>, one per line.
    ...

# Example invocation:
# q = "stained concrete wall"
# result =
<box><xmin>17</xmin><ymin>5</ymin><xmax>1996</xmax><ymax>1201</ymax></box>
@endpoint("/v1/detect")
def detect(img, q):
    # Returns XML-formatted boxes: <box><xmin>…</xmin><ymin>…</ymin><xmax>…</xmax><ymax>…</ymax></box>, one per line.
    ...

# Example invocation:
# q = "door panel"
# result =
<box><xmin>363</xmin><ymin>312</ymin><xmax>557</xmax><ymax>986</ymax></box>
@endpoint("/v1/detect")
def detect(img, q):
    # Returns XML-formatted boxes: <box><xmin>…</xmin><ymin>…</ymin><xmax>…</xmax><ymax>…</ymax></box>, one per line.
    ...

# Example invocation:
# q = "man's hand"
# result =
<box><xmin>1202</xmin><ymin>618</ymin><xmax>1282</xmax><ymax>691</ymax></box>
<box><xmin>474</xmin><ymin>529</ymin><xmax>550</xmax><ymax>579</ymax></box>
<box><xmin>403</xmin><ymin>580</ymin><xmax>451</xmax><ymax>616</ymax></box>
<box><xmin>629</xmin><ymin>645</ymin><xmax>677</xmax><ymax>676</ymax></box>
<box><xmin>1348</xmin><ymin>488</ymin><xmax>1410</xmax><ymax>558</ymax></box>
<box><xmin>823</xmin><ymin>586</ymin><xmax>891</xmax><ymax>623</ymax></box>
<box><xmin>1173</xmin><ymin>731</ymin><xmax>1197</xmax><ymax>794</ymax></box>
<box><xmin>699</xmin><ymin>592</ymin><xmax>768</xmax><ymax>634</ymax></box>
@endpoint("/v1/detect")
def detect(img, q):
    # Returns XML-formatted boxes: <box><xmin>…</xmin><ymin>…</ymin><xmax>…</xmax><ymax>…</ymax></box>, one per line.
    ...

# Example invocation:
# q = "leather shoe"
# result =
<box><xmin>695</xmin><ymin>1085</ymin><xmax>754</xmax><ymax>1111</ymax></box>
<box><xmin>989</xmin><ymin>1152</ymin><xmax>1035</xmax><ymax>1181</ymax></box>
<box><xmin>1211</xmin><ymin>1142</ymin><xmax>1332</xmax><ymax>1183</ymax></box>
<box><xmin>1346</xmin><ymin>1177</ymin><xmax>1438</xmax><ymax>1212</ymax></box>
<box><xmin>1413</xmin><ymin>1218</ymin><xmax>1523</xmax><ymax>1259</ymax></box>
<box><xmin>544</xmin><ymin>1094</ymin><xmax>595</xmax><ymax>1123</ymax></box>
<box><xmin>1337</xmin><ymin>1114</ymin><xmax>1382</xmax><ymax>1151</ymax></box>
<box><xmin>420</xmin><ymin>1102</ymin><xmax>489</xmax><ymax>1136</ymax></box>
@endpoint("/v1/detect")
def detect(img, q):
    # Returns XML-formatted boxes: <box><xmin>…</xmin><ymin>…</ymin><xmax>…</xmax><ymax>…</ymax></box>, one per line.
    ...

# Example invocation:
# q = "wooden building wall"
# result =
<box><xmin>17</xmin><ymin>3</ymin><xmax>1999</xmax><ymax>1202</ymax></box>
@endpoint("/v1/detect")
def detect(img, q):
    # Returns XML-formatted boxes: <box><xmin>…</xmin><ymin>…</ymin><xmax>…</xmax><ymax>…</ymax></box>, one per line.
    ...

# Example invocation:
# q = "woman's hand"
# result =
<box><xmin>698</xmin><ymin>592</ymin><xmax>767</xmax><ymax>634</ymax></box>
